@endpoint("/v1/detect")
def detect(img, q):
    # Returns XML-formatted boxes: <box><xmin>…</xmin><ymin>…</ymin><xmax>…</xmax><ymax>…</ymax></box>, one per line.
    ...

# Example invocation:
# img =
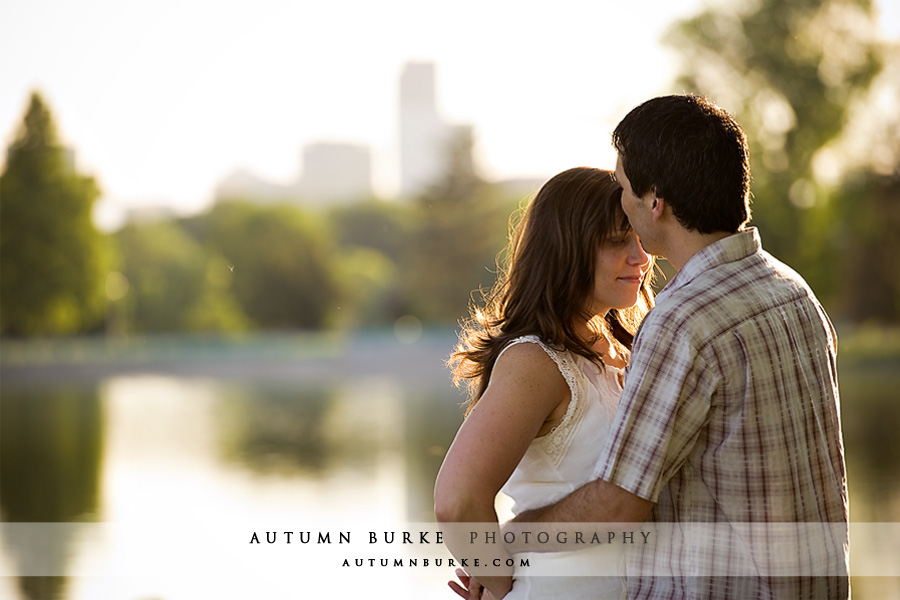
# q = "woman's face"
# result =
<box><xmin>589</xmin><ymin>228</ymin><xmax>651</xmax><ymax>316</ymax></box>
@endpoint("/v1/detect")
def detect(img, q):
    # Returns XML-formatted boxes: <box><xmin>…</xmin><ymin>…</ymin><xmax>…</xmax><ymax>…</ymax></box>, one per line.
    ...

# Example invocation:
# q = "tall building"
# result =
<box><xmin>398</xmin><ymin>62</ymin><xmax>457</xmax><ymax>199</ymax></box>
<box><xmin>298</xmin><ymin>142</ymin><xmax>372</xmax><ymax>204</ymax></box>
<box><xmin>215</xmin><ymin>142</ymin><xmax>373</xmax><ymax>206</ymax></box>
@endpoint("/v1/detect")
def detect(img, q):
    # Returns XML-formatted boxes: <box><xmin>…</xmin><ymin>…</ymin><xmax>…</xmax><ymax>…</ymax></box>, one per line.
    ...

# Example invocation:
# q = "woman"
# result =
<box><xmin>434</xmin><ymin>167</ymin><xmax>654</xmax><ymax>599</ymax></box>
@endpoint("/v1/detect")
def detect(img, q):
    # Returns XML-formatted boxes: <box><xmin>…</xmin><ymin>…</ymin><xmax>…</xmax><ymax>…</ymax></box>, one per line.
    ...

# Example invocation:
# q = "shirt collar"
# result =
<box><xmin>656</xmin><ymin>228</ymin><xmax>761</xmax><ymax>303</ymax></box>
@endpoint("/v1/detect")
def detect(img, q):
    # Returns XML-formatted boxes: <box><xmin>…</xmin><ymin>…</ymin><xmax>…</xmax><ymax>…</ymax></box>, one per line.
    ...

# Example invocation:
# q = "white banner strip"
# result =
<box><xmin>0</xmin><ymin>522</ymin><xmax>896</xmax><ymax>577</ymax></box>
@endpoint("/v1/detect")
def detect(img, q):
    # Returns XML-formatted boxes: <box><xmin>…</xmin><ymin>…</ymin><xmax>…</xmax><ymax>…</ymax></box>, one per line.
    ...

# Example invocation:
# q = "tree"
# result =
<box><xmin>113</xmin><ymin>219</ymin><xmax>249</xmax><ymax>333</ymax></box>
<box><xmin>195</xmin><ymin>201</ymin><xmax>343</xmax><ymax>329</ymax></box>
<box><xmin>403</xmin><ymin>128</ymin><xmax>514</xmax><ymax>324</ymax></box>
<box><xmin>832</xmin><ymin>168</ymin><xmax>900</xmax><ymax>322</ymax></box>
<box><xmin>329</xmin><ymin>200</ymin><xmax>414</xmax><ymax>326</ymax></box>
<box><xmin>329</xmin><ymin>199</ymin><xmax>411</xmax><ymax>265</ymax></box>
<box><xmin>664</xmin><ymin>0</ymin><xmax>884</xmax><ymax>298</ymax></box>
<box><xmin>0</xmin><ymin>92</ymin><xmax>107</xmax><ymax>336</ymax></box>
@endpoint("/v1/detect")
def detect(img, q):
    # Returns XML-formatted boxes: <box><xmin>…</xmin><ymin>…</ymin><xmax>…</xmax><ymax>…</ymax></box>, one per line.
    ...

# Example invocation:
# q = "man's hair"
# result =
<box><xmin>612</xmin><ymin>95</ymin><xmax>751</xmax><ymax>234</ymax></box>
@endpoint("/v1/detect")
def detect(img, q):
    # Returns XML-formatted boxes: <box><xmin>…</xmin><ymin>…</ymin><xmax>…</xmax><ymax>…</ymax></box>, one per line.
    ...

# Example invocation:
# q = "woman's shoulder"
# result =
<box><xmin>488</xmin><ymin>339</ymin><xmax>571</xmax><ymax>416</ymax></box>
<box><xmin>497</xmin><ymin>336</ymin><xmax>557</xmax><ymax>364</ymax></box>
<box><xmin>495</xmin><ymin>336</ymin><xmax>577</xmax><ymax>389</ymax></box>
<box><xmin>495</xmin><ymin>337</ymin><xmax>565</xmax><ymax>377</ymax></box>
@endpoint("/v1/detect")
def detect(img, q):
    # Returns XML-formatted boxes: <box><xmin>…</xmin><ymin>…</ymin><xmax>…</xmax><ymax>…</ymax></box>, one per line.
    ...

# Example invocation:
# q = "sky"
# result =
<box><xmin>2</xmin><ymin>0</ymin><xmax>898</xmax><ymax>230</ymax></box>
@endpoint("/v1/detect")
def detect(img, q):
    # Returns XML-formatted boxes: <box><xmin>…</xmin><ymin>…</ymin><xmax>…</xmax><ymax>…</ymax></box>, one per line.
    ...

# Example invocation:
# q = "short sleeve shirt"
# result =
<box><xmin>596</xmin><ymin>229</ymin><xmax>850</xmax><ymax>599</ymax></box>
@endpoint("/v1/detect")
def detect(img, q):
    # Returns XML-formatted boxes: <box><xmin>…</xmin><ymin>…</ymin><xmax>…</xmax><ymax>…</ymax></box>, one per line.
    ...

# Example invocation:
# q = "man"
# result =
<box><xmin>503</xmin><ymin>95</ymin><xmax>849</xmax><ymax>599</ymax></box>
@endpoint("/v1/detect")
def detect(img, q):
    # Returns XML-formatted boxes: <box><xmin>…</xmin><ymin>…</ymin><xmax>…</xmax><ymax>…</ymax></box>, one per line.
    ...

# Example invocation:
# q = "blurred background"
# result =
<box><xmin>1</xmin><ymin>0</ymin><xmax>898</xmax><ymax>598</ymax></box>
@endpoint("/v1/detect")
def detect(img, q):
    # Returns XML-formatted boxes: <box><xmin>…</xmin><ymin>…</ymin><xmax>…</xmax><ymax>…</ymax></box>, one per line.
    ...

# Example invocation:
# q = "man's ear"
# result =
<box><xmin>650</xmin><ymin>190</ymin><xmax>666</xmax><ymax>220</ymax></box>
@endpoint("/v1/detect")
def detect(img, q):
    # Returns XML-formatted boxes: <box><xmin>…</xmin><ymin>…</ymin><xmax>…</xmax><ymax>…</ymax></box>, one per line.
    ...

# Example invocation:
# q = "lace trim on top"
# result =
<box><xmin>498</xmin><ymin>335</ymin><xmax>588</xmax><ymax>467</ymax></box>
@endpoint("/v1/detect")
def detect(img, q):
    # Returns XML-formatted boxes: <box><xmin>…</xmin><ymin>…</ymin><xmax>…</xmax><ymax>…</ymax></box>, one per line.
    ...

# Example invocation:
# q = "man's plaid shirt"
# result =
<box><xmin>597</xmin><ymin>228</ymin><xmax>850</xmax><ymax>599</ymax></box>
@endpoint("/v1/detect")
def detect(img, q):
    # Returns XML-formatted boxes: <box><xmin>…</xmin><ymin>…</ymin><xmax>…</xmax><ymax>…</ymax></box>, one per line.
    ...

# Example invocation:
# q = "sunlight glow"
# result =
<box><xmin>1</xmin><ymin>0</ymin><xmax>708</xmax><ymax>230</ymax></box>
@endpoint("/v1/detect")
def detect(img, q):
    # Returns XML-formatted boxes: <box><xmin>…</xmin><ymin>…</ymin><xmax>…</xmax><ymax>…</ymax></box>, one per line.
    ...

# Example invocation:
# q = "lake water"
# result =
<box><xmin>1</xmin><ymin>329</ymin><xmax>898</xmax><ymax>599</ymax></box>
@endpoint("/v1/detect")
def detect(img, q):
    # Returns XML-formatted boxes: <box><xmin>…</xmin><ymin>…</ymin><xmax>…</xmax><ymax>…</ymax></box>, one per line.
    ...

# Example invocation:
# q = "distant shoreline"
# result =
<box><xmin>0</xmin><ymin>329</ymin><xmax>459</xmax><ymax>385</ymax></box>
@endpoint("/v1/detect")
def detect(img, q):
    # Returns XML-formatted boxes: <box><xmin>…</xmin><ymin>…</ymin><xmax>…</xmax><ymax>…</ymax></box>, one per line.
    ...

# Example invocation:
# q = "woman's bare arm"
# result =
<box><xmin>434</xmin><ymin>342</ymin><xmax>570</xmax><ymax>598</ymax></box>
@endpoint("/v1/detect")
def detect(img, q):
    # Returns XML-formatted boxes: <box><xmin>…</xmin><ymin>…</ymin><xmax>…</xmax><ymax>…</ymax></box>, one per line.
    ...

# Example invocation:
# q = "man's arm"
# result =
<box><xmin>515</xmin><ymin>477</ymin><xmax>653</xmax><ymax>523</ymax></box>
<box><xmin>504</xmin><ymin>477</ymin><xmax>654</xmax><ymax>554</ymax></box>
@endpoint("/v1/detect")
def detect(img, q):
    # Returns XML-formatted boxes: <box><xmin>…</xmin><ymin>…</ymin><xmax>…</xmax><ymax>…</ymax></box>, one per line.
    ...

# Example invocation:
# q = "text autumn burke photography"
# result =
<box><xmin>246</xmin><ymin>528</ymin><xmax>653</xmax><ymax>546</ymax></box>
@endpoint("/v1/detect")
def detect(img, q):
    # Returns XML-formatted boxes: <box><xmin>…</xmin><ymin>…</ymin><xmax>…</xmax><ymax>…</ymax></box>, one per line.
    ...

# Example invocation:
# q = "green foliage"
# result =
<box><xmin>403</xmin><ymin>129</ymin><xmax>514</xmax><ymax>324</ymax></box>
<box><xmin>0</xmin><ymin>94</ymin><xmax>547</xmax><ymax>336</ymax></box>
<box><xmin>329</xmin><ymin>199</ymin><xmax>411</xmax><ymax>264</ymax></box>
<box><xmin>0</xmin><ymin>93</ymin><xmax>108</xmax><ymax>336</ymax></box>
<box><xmin>331</xmin><ymin>246</ymin><xmax>400</xmax><ymax>327</ymax></box>
<box><xmin>327</xmin><ymin>200</ymin><xmax>413</xmax><ymax>326</ymax></box>
<box><xmin>831</xmin><ymin>170</ymin><xmax>900</xmax><ymax>322</ymax></box>
<box><xmin>113</xmin><ymin>220</ymin><xmax>249</xmax><ymax>333</ymax></box>
<box><xmin>193</xmin><ymin>201</ymin><xmax>343</xmax><ymax>329</ymax></box>
<box><xmin>664</xmin><ymin>0</ymin><xmax>884</xmax><ymax>301</ymax></box>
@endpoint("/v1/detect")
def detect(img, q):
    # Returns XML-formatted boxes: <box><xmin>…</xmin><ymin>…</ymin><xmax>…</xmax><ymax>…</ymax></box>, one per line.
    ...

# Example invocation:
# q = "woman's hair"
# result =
<box><xmin>612</xmin><ymin>94</ymin><xmax>751</xmax><ymax>234</ymax></box>
<box><xmin>449</xmin><ymin>167</ymin><xmax>655</xmax><ymax>414</ymax></box>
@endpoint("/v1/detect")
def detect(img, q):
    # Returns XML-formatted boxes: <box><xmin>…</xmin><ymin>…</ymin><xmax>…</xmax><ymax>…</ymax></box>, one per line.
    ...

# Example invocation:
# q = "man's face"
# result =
<box><xmin>614</xmin><ymin>155</ymin><xmax>650</xmax><ymax>240</ymax></box>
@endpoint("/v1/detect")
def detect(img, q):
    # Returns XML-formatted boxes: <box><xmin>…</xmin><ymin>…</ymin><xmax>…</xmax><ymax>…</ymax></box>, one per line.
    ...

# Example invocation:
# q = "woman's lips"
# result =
<box><xmin>618</xmin><ymin>275</ymin><xmax>643</xmax><ymax>284</ymax></box>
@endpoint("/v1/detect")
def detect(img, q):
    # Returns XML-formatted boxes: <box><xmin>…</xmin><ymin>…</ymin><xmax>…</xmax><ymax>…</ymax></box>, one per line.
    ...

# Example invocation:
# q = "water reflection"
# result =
<box><xmin>217</xmin><ymin>383</ymin><xmax>336</xmax><ymax>474</ymax></box>
<box><xmin>0</xmin><ymin>331</ymin><xmax>896</xmax><ymax>599</ymax></box>
<box><xmin>0</xmin><ymin>382</ymin><xmax>105</xmax><ymax>600</ymax></box>
<box><xmin>402</xmin><ymin>387</ymin><xmax>464</xmax><ymax>521</ymax></box>
<box><xmin>841</xmin><ymin>366</ymin><xmax>900</xmax><ymax>522</ymax></box>
<box><xmin>211</xmin><ymin>376</ymin><xmax>462</xmax><ymax>516</ymax></box>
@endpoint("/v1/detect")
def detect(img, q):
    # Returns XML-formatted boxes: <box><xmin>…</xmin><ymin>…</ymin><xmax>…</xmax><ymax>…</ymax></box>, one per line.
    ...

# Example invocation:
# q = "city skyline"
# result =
<box><xmin>2</xmin><ymin>0</ymin><xmax>898</xmax><ymax>231</ymax></box>
<box><xmin>214</xmin><ymin>60</ymin><xmax>471</xmax><ymax>208</ymax></box>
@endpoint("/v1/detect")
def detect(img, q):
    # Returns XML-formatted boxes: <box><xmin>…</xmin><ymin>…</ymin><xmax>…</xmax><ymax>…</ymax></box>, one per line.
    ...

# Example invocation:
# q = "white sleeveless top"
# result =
<box><xmin>498</xmin><ymin>335</ymin><xmax>627</xmax><ymax>600</ymax></box>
